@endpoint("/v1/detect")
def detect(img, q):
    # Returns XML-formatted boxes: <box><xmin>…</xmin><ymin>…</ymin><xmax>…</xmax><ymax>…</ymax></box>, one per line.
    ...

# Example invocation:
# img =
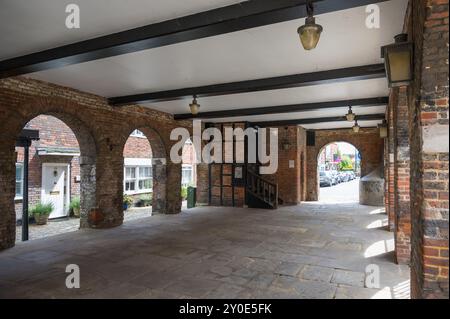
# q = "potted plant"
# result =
<box><xmin>69</xmin><ymin>197</ymin><xmax>81</xmax><ymax>218</ymax></box>
<box><xmin>29</xmin><ymin>202</ymin><xmax>54</xmax><ymax>225</ymax></box>
<box><xmin>123</xmin><ymin>194</ymin><xmax>133</xmax><ymax>211</ymax></box>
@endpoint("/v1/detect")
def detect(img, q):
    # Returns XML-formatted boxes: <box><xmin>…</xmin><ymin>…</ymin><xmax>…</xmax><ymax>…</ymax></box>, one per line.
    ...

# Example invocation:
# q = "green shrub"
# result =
<box><xmin>29</xmin><ymin>202</ymin><xmax>54</xmax><ymax>216</ymax></box>
<box><xmin>181</xmin><ymin>186</ymin><xmax>188</xmax><ymax>200</ymax></box>
<box><xmin>69</xmin><ymin>197</ymin><xmax>80</xmax><ymax>210</ymax></box>
<box><xmin>138</xmin><ymin>194</ymin><xmax>152</xmax><ymax>207</ymax></box>
<box><xmin>338</xmin><ymin>156</ymin><xmax>354</xmax><ymax>171</ymax></box>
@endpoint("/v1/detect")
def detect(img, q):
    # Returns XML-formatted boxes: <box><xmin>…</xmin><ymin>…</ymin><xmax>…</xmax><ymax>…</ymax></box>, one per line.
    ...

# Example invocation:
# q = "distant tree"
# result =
<box><xmin>338</xmin><ymin>156</ymin><xmax>353</xmax><ymax>171</ymax></box>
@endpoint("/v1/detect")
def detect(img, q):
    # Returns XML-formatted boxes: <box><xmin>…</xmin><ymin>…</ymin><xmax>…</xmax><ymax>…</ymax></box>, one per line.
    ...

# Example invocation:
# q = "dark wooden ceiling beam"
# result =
<box><xmin>249</xmin><ymin>113</ymin><xmax>385</xmax><ymax>127</ymax></box>
<box><xmin>174</xmin><ymin>97</ymin><xmax>388</xmax><ymax>120</ymax></box>
<box><xmin>110</xmin><ymin>64</ymin><xmax>386</xmax><ymax>105</ymax></box>
<box><xmin>0</xmin><ymin>0</ymin><xmax>387</xmax><ymax>79</ymax></box>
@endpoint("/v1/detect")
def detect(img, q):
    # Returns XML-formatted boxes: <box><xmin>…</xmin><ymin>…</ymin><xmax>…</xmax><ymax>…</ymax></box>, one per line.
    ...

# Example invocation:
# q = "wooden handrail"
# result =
<box><xmin>246</xmin><ymin>169</ymin><xmax>278</xmax><ymax>209</ymax></box>
<box><xmin>246</xmin><ymin>169</ymin><xmax>277</xmax><ymax>189</ymax></box>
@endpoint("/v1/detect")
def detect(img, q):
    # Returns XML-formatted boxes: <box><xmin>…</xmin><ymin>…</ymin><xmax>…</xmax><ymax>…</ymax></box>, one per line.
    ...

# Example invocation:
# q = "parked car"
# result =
<box><xmin>330</xmin><ymin>170</ymin><xmax>340</xmax><ymax>184</ymax></box>
<box><xmin>348</xmin><ymin>171</ymin><xmax>356</xmax><ymax>180</ymax></box>
<box><xmin>340</xmin><ymin>172</ymin><xmax>349</xmax><ymax>182</ymax></box>
<box><xmin>320</xmin><ymin>171</ymin><xmax>336</xmax><ymax>187</ymax></box>
<box><xmin>346</xmin><ymin>171</ymin><xmax>355</xmax><ymax>181</ymax></box>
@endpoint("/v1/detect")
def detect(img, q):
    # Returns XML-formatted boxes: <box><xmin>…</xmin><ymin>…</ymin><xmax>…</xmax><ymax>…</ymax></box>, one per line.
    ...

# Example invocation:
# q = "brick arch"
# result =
<box><xmin>120</xmin><ymin>126</ymin><xmax>169</xmax><ymax>214</ymax></box>
<box><xmin>306</xmin><ymin>128</ymin><xmax>383</xmax><ymax>201</ymax></box>
<box><xmin>0</xmin><ymin>97</ymin><xmax>98</xmax><ymax>249</ymax></box>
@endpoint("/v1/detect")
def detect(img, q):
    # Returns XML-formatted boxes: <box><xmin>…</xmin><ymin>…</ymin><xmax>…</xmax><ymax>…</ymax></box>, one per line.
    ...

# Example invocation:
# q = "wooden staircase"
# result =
<box><xmin>246</xmin><ymin>169</ymin><xmax>279</xmax><ymax>209</ymax></box>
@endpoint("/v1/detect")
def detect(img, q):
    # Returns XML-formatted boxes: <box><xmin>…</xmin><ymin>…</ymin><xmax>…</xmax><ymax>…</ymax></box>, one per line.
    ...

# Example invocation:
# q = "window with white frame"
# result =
<box><xmin>130</xmin><ymin>129</ymin><xmax>146</xmax><ymax>138</ymax></box>
<box><xmin>124</xmin><ymin>167</ymin><xmax>137</xmax><ymax>192</ymax></box>
<box><xmin>138</xmin><ymin>166</ymin><xmax>152</xmax><ymax>190</ymax></box>
<box><xmin>15</xmin><ymin>163</ymin><xmax>24</xmax><ymax>199</ymax></box>
<box><xmin>124</xmin><ymin>158</ymin><xmax>153</xmax><ymax>194</ymax></box>
<box><xmin>182</xmin><ymin>165</ymin><xmax>193</xmax><ymax>186</ymax></box>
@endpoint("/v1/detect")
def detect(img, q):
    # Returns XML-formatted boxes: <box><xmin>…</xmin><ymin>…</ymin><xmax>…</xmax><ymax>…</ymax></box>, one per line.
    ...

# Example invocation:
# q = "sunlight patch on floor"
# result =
<box><xmin>369</xmin><ymin>207</ymin><xmax>386</xmax><ymax>215</ymax></box>
<box><xmin>364</xmin><ymin>239</ymin><xmax>395</xmax><ymax>258</ymax></box>
<box><xmin>392</xmin><ymin>280</ymin><xmax>411</xmax><ymax>299</ymax></box>
<box><xmin>371</xmin><ymin>280</ymin><xmax>411</xmax><ymax>299</ymax></box>
<box><xmin>366</xmin><ymin>218</ymin><xmax>389</xmax><ymax>229</ymax></box>
<box><xmin>371</xmin><ymin>287</ymin><xmax>392</xmax><ymax>299</ymax></box>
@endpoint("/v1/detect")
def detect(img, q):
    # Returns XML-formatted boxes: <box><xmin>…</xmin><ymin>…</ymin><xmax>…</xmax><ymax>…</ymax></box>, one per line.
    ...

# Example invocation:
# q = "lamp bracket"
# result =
<box><xmin>306</xmin><ymin>1</ymin><xmax>314</xmax><ymax>17</ymax></box>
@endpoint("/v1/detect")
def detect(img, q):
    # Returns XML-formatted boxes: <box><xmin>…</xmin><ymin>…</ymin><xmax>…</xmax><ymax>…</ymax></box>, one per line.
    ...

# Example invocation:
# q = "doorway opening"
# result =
<box><xmin>318</xmin><ymin>142</ymin><xmax>361</xmax><ymax>203</ymax></box>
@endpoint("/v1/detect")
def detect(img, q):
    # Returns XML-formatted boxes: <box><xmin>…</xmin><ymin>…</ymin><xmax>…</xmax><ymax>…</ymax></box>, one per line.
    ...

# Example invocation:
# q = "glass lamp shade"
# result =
<box><xmin>189</xmin><ymin>98</ymin><xmax>200</xmax><ymax>115</ymax></box>
<box><xmin>297</xmin><ymin>17</ymin><xmax>323</xmax><ymax>50</ymax></box>
<box><xmin>381</xmin><ymin>34</ymin><xmax>413</xmax><ymax>88</ymax></box>
<box><xmin>346</xmin><ymin>109</ymin><xmax>356</xmax><ymax>122</ymax></box>
<box><xmin>352</xmin><ymin>122</ymin><xmax>360</xmax><ymax>133</ymax></box>
<box><xmin>378</xmin><ymin>121</ymin><xmax>388</xmax><ymax>138</ymax></box>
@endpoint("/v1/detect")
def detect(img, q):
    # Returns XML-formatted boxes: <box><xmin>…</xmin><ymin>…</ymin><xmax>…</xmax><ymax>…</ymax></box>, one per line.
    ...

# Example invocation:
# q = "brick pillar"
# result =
<box><xmin>196</xmin><ymin>163</ymin><xmax>209</xmax><ymax>205</ymax></box>
<box><xmin>79</xmin><ymin>155</ymin><xmax>96</xmax><ymax>228</ymax></box>
<box><xmin>387</xmin><ymin>91</ymin><xmax>396</xmax><ymax>231</ymax></box>
<box><xmin>409</xmin><ymin>0</ymin><xmax>449</xmax><ymax>299</ymax></box>
<box><xmin>0</xmin><ymin>147</ymin><xmax>16</xmax><ymax>250</ymax></box>
<box><xmin>276</xmin><ymin>126</ymin><xmax>302</xmax><ymax>205</ymax></box>
<box><xmin>152</xmin><ymin>158</ymin><xmax>167</xmax><ymax>214</ymax></box>
<box><xmin>306</xmin><ymin>144</ymin><xmax>318</xmax><ymax>201</ymax></box>
<box><xmin>393</xmin><ymin>87</ymin><xmax>411</xmax><ymax>264</ymax></box>
<box><xmin>166</xmin><ymin>162</ymin><xmax>182</xmax><ymax>214</ymax></box>
<box><xmin>89</xmin><ymin>143</ymin><xmax>123</xmax><ymax>228</ymax></box>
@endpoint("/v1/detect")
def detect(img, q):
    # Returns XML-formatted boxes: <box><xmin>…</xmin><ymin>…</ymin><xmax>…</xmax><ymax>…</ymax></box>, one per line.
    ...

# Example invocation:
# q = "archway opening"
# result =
<box><xmin>317</xmin><ymin>142</ymin><xmax>361</xmax><ymax>203</ymax></box>
<box><xmin>181</xmin><ymin>138</ymin><xmax>197</xmax><ymax>208</ymax></box>
<box><xmin>14</xmin><ymin>114</ymin><xmax>96</xmax><ymax>242</ymax></box>
<box><xmin>122</xmin><ymin>126</ymin><xmax>168</xmax><ymax>218</ymax></box>
<box><xmin>122</xmin><ymin>129</ymin><xmax>154</xmax><ymax>221</ymax></box>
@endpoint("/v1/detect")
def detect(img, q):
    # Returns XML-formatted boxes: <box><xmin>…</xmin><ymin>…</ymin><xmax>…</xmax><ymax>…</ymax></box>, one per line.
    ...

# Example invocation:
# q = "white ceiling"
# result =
<box><xmin>0</xmin><ymin>0</ymin><xmax>243</xmax><ymax>59</ymax></box>
<box><xmin>0</xmin><ymin>0</ymin><xmax>408</xmax><ymax>129</ymax></box>
<box><xmin>149</xmin><ymin>78</ymin><xmax>389</xmax><ymax>114</ymax></box>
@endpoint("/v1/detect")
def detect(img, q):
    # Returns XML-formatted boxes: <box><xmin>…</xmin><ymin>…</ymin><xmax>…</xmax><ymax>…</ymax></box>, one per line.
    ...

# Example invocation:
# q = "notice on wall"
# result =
<box><xmin>234</xmin><ymin>166</ymin><xmax>243</xmax><ymax>179</ymax></box>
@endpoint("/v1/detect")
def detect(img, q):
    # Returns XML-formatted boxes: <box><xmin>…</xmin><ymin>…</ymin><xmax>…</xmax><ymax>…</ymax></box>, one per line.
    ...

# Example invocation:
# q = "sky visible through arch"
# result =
<box><xmin>336</xmin><ymin>142</ymin><xmax>357</xmax><ymax>155</ymax></box>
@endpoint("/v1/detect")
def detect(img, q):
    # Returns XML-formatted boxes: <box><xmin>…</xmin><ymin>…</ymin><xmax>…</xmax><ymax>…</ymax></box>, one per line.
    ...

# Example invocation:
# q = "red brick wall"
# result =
<box><xmin>386</xmin><ymin>90</ymin><xmax>396</xmax><ymax>231</ymax></box>
<box><xmin>394</xmin><ymin>87</ymin><xmax>412</xmax><ymax>264</ymax></box>
<box><xmin>123</xmin><ymin>135</ymin><xmax>195</xmax><ymax>164</ymax></box>
<box><xmin>0</xmin><ymin>76</ymin><xmax>191</xmax><ymax>250</ymax></box>
<box><xmin>253</xmin><ymin>126</ymin><xmax>306</xmax><ymax>205</ymax></box>
<box><xmin>123</xmin><ymin>135</ymin><xmax>152</xmax><ymax>158</ymax></box>
<box><xmin>268</xmin><ymin>126</ymin><xmax>305</xmax><ymax>205</ymax></box>
<box><xmin>406</xmin><ymin>0</ymin><xmax>449</xmax><ymax>299</ymax></box>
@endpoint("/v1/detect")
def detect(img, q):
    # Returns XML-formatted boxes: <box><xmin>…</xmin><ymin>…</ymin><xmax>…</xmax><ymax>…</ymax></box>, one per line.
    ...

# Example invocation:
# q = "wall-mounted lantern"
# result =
<box><xmin>378</xmin><ymin>119</ymin><xmax>388</xmax><ymax>138</ymax></box>
<box><xmin>282</xmin><ymin>139</ymin><xmax>291</xmax><ymax>151</ymax></box>
<box><xmin>381</xmin><ymin>33</ymin><xmax>414</xmax><ymax>88</ymax></box>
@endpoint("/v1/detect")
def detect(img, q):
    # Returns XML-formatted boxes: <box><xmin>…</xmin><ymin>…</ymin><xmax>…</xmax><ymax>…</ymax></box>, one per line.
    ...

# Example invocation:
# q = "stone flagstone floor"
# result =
<box><xmin>0</xmin><ymin>202</ymin><xmax>410</xmax><ymax>299</ymax></box>
<box><xmin>15</xmin><ymin>207</ymin><xmax>152</xmax><ymax>243</ymax></box>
